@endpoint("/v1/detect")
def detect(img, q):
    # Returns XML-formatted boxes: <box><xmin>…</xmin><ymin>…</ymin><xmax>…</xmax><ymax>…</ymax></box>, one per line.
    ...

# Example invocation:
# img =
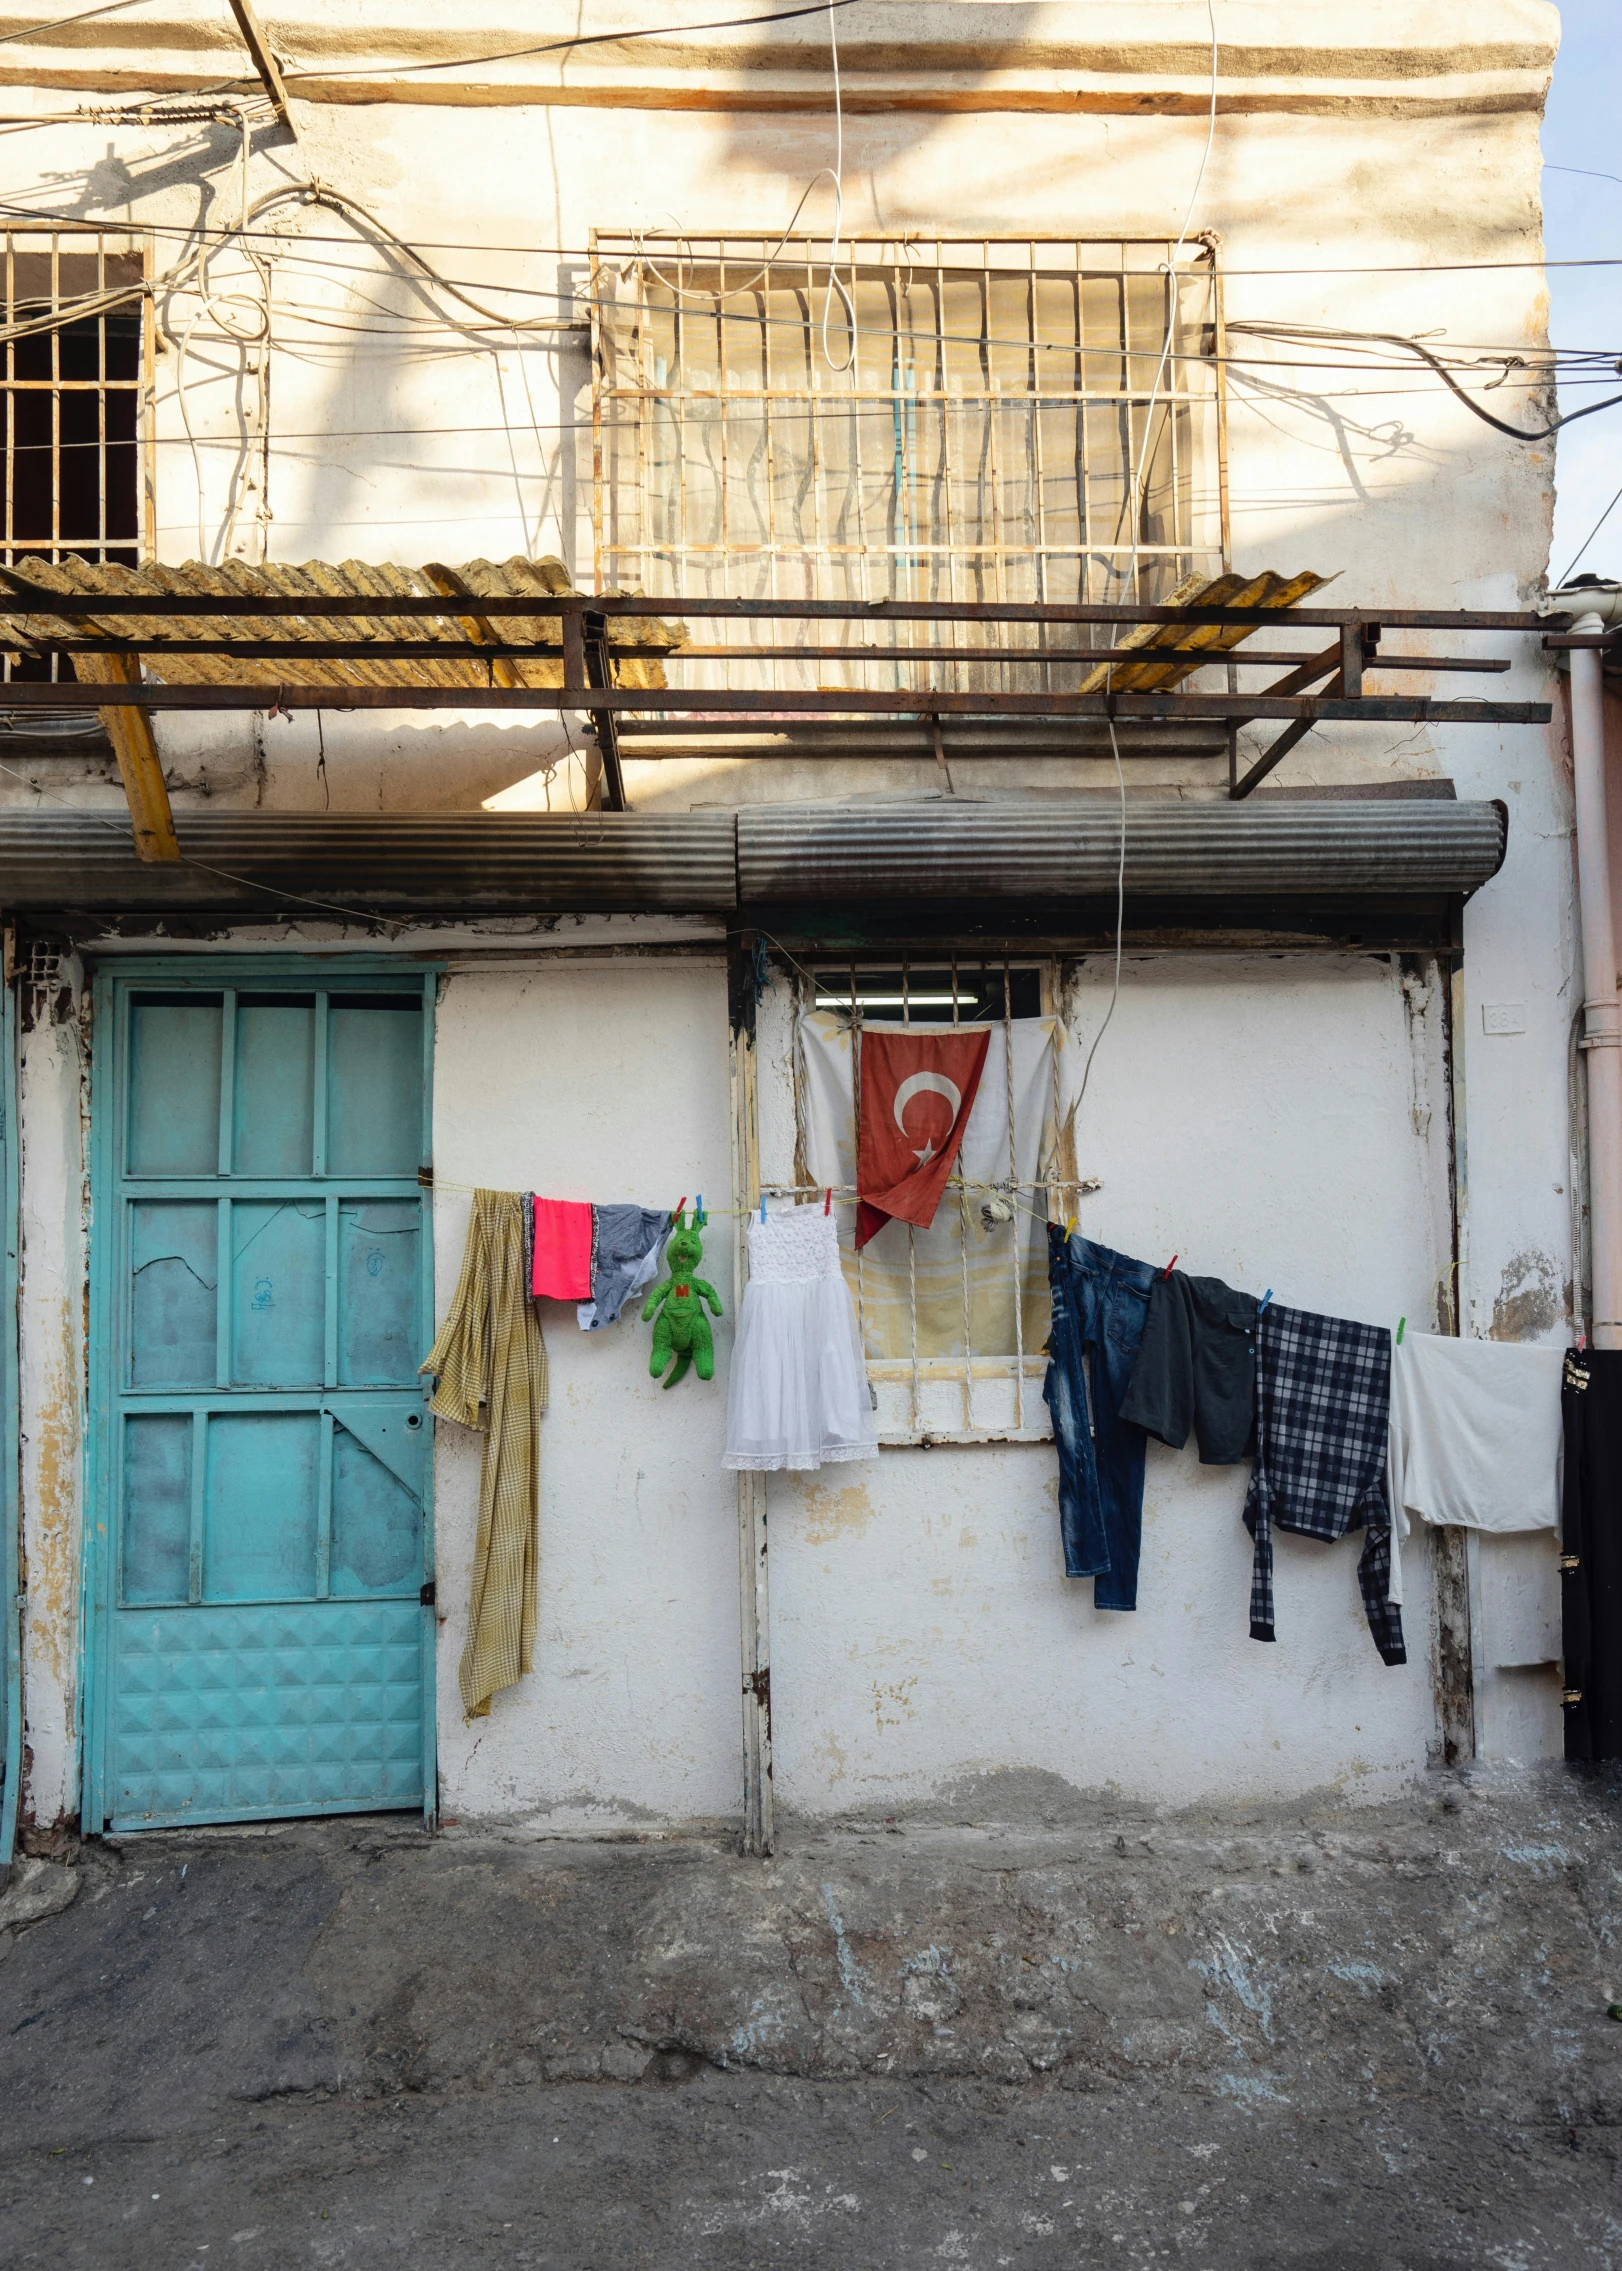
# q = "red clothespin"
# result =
<box><xmin>674</xmin><ymin>1196</ymin><xmax>688</xmax><ymax>1220</ymax></box>
<box><xmin>1162</xmin><ymin>1253</ymin><xmax>1178</xmax><ymax>1280</ymax></box>
<box><xmin>824</xmin><ymin>1187</ymin><xmax>832</xmax><ymax>1215</ymax></box>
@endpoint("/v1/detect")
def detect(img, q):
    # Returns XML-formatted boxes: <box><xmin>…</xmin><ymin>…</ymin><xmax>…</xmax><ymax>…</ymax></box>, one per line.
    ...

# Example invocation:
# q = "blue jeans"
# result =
<box><xmin>1043</xmin><ymin>1228</ymin><xmax>1156</xmax><ymax>1611</ymax></box>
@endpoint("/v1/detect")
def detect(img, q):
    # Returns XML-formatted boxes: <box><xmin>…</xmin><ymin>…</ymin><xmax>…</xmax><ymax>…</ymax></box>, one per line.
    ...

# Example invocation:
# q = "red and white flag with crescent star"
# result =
<box><xmin>855</xmin><ymin>1027</ymin><xmax>991</xmax><ymax>1249</ymax></box>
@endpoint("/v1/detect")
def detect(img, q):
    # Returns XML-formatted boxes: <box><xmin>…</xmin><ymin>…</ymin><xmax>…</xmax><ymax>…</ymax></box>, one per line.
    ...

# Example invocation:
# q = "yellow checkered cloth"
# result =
<box><xmin>419</xmin><ymin>1188</ymin><xmax>548</xmax><ymax>1719</ymax></box>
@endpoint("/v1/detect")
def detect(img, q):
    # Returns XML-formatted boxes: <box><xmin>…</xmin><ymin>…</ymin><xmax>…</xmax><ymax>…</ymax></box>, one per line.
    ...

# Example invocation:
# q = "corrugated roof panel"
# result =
<box><xmin>0</xmin><ymin>556</ymin><xmax>684</xmax><ymax>693</ymax></box>
<box><xmin>1074</xmin><ymin>567</ymin><xmax>1330</xmax><ymax>694</ymax></box>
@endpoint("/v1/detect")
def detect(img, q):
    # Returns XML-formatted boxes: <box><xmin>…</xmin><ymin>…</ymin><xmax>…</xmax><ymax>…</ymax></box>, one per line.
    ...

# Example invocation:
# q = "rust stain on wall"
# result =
<box><xmin>801</xmin><ymin>1479</ymin><xmax>877</xmax><ymax>1546</ymax></box>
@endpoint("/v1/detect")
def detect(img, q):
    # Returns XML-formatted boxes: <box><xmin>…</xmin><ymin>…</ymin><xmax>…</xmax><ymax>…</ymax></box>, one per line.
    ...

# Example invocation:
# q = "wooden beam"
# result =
<box><xmin>225</xmin><ymin>0</ymin><xmax>296</xmax><ymax>131</ymax></box>
<box><xmin>71</xmin><ymin>652</ymin><xmax>179</xmax><ymax>861</ymax></box>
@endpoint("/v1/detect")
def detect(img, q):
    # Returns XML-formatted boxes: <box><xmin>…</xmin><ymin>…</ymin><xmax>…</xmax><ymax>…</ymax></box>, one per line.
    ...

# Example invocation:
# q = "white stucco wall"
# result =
<box><xmin>758</xmin><ymin>952</ymin><xmax>1457</xmax><ymax>1814</ymax></box>
<box><xmin>428</xmin><ymin>951</ymin><xmax>742</xmax><ymax>1828</ymax></box>
<box><xmin>0</xmin><ymin>2</ymin><xmax>1583</xmax><ymax>1826</ymax></box>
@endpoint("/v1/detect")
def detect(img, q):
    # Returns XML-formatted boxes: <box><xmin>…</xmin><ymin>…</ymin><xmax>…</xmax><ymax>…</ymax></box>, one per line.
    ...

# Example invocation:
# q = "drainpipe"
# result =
<box><xmin>1552</xmin><ymin>581</ymin><xmax>1622</xmax><ymax>1346</ymax></box>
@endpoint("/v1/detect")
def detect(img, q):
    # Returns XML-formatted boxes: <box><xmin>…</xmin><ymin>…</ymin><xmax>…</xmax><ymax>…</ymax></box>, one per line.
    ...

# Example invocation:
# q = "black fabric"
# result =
<box><xmin>1561</xmin><ymin>1349</ymin><xmax>1622</xmax><ymax>1761</ymax></box>
<box><xmin>1120</xmin><ymin>1270</ymin><xmax>1258</xmax><ymax>1464</ymax></box>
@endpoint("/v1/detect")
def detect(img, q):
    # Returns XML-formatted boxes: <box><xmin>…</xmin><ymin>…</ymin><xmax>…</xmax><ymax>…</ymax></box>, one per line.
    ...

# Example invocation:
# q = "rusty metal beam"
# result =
<box><xmin>69</xmin><ymin>652</ymin><xmax>178</xmax><ymax>862</ymax></box>
<box><xmin>1229</xmin><ymin>714</ymin><xmax>1318</xmax><ymax>800</ymax></box>
<box><xmin>1</xmin><ymin>637</ymin><xmax>1518</xmax><ymax>671</ymax></box>
<box><xmin>582</xmin><ymin>610</ymin><xmax>626</xmax><ymax>811</ymax></box>
<box><xmin>0</xmin><ymin>682</ymin><xmax>1552</xmax><ymax>726</ymax></box>
<box><xmin>0</xmin><ymin>578</ymin><xmax>1557</xmax><ymax>630</ymax></box>
<box><xmin>225</xmin><ymin>0</ymin><xmax>295</xmax><ymax>130</ymax></box>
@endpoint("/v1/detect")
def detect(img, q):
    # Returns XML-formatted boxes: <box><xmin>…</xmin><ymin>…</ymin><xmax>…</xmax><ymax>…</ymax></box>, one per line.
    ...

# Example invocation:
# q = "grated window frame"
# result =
<box><xmin>0</xmin><ymin>225</ymin><xmax>152</xmax><ymax>702</ymax></box>
<box><xmin>775</xmin><ymin>953</ymin><xmax>1073</xmax><ymax>1449</ymax></box>
<box><xmin>590</xmin><ymin>231</ymin><xmax>1227</xmax><ymax>699</ymax></box>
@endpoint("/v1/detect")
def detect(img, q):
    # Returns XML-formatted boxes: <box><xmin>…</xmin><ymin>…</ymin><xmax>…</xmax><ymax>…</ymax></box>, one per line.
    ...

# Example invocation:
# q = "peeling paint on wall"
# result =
<box><xmin>1489</xmin><ymin>1249</ymin><xmax>1563</xmax><ymax>1342</ymax></box>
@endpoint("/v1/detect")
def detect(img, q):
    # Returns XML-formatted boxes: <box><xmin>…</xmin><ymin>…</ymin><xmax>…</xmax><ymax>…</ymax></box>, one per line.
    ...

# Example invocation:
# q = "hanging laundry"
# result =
<box><xmin>1245</xmin><ymin>1303</ymin><xmax>1405</xmax><ymax>1665</ymax></box>
<box><xmin>1043</xmin><ymin>1228</ymin><xmax>1156</xmax><ymax>1610</ymax></box>
<box><xmin>1384</xmin><ymin>1332</ymin><xmax>1563</xmax><ymax>1607</ymax></box>
<box><xmin>854</xmin><ymin>1025</ymin><xmax>990</xmax><ymax>1249</ymax></box>
<box><xmin>529</xmin><ymin>1195</ymin><xmax>594</xmax><ymax>1301</ymax></box>
<box><xmin>419</xmin><ymin>1189</ymin><xmax>547</xmax><ymax>1720</ymax></box>
<box><xmin>1560</xmin><ymin>1350</ymin><xmax>1622</xmax><ymax>1762</ymax></box>
<box><xmin>578</xmin><ymin>1204</ymin><xmax>672</xmax><ymax>1331</ymax></box>
<box><xmin>725</xmin><ymin>1206</ymin><xmax>878</xmax><ymax>1471</ymax></box>
<box><xmin>1120</xmin><ymin>1268</ymin><xmax>1258</xmax><ymax>1463</ymax></box>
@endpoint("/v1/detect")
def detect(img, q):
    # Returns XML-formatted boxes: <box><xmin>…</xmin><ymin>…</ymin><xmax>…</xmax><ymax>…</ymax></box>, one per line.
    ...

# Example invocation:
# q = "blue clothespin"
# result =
<box><xmin>695</xmin><ymin>1193</ymin><xmax>704</xmax><ymax>1226</ymax></box>
<box><xmin>1258</xmin><ymin>1289</ymin><xmax>1273</xmax><ymax>1314</ymax></box>
<box><xmin>760</xmin><ymin>1193</ymin><xmax>767</xmax><ymax>1223</ymax></box>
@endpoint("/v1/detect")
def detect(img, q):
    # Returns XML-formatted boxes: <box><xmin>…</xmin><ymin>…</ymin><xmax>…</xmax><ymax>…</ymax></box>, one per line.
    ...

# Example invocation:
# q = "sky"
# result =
<box><xmin>1544</xmin><ymin>0</ymin><xmax>1622</xmax><ymax>585</ymax></box>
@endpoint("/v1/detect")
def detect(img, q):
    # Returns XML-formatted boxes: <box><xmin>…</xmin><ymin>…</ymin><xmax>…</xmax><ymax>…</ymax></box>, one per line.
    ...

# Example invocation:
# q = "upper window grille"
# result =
<box><xmin>774</xmin><ymin>957</ymin><xmax>1075</xmax><ymax>1447</ymax></box>
<box><xmin>591</xmin><ymin>233</ymin><xmax>1225</xmax><ymax>696</ymax></box>
<box><xmin>0</xmin><ymin>229</ymin><xmax>147</xmax><ymax>702</ymax></box>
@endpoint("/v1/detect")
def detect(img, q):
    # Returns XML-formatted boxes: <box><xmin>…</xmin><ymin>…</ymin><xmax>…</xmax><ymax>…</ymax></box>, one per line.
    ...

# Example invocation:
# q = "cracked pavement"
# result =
<box><xmin>3</xmin><ymin>1765</ymin><xmax>1622</xmax><ymax>2266</ymax></box>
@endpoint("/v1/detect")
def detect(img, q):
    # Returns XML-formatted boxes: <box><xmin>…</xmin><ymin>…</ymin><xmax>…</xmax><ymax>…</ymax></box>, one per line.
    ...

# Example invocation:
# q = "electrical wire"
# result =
<box><xmin>1063</xmin><ymin>691</ymin><xmax>1127</xmax><ymax>1158</ymax></box>
<box><xmin>1545</xmin><ymin>163</ymin><xmax>1622</xmax><ymax>190</ymax></box>
<box><xmin>1227</xmin><ymin>320</ymin><xmax>1622</xmax><ymax>442</ymax></box>
<box><xmin>0</xmin><ymin>749</ymin><xmax>408</xmax><ymax>926</ymax></box>
<box><xmin>0</xmin><ymin>0</ymin><xmax>163</xmax><ymax>48</ymax></box>
<box><xmin>280</xmin><ymin>0</ymin><xmax>866</xmax><ymax>81</ymax></box>
<box><xmin>1123</xmin><ymin>0</ymin><xmax>1218</xmax><ymax>596</ymax></box>
<box><xmin>1558</xmin><ymin>480</ymin><xmax>1622</xmax><ymax>586</ymax></box>
<box><xmin>0</xmin><ymin>192</ymin><xmax>1617</xmax><ymax>282</ymax></box>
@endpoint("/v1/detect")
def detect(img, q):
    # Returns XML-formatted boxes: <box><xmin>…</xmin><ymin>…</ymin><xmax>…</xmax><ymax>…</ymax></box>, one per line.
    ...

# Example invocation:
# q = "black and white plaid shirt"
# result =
<box><xmin>1243</xmin><ymin>1302</ymin><xmax>1405</xmax><ymax>1666</ymax></box>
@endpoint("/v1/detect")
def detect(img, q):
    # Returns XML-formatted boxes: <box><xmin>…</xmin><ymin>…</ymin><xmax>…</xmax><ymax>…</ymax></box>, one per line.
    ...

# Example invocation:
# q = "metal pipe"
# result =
<box><xmin>1562</xmin><ymin>587</ymin><xmax>1622</xmax><ymax>1344</ymax></box>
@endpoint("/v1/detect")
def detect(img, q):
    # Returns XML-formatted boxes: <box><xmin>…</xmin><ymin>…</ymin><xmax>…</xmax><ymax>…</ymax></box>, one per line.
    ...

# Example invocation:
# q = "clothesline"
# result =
<box><xmin>425</xmin><ymin>1175</ymin><xmax>1072</xmax><ymax>1223</ymax></box>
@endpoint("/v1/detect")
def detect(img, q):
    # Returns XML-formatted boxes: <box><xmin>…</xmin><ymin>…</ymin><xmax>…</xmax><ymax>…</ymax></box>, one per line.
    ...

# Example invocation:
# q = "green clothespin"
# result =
<box><xmin>1396</xmin><ymin>1316</ymin><xmax>1406</xmax><ymax>1345</ymax></box>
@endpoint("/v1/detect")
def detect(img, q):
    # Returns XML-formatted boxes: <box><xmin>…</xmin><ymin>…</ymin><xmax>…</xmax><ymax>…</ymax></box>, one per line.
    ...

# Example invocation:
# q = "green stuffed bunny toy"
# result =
<box><xmin>642</xmin><ymin>1209</ymin><xmax>724</xmax><ymax>1389</ymax></box>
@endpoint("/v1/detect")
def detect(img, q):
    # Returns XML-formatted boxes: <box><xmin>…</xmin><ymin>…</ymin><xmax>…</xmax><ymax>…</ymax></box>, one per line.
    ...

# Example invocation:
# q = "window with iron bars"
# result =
<box><xmin>591</xmin><ymin>232</ymin><xmax>1225</xmax><ymax>697</ymax></box>
<box><xmin>769</xmin><ymin>957</ymin><xmax>1075</xmax><ymax>1446</ymax></box>
<box><xmin>0</xmin><ymin>229</ymin><xmax>148</xmax><ymax>715</ymax></box>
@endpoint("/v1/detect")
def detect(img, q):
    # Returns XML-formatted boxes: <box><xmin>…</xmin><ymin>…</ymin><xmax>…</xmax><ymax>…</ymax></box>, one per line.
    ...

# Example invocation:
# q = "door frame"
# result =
<box><xmin>82</xmin><ymin>953</ymin><xmax>441</xmax><ymax>1834</ymax></box>
<box><xmin>1</xmin><ymin>957</ymin><xmax>18</xmax><ymax>1870</ymax></box>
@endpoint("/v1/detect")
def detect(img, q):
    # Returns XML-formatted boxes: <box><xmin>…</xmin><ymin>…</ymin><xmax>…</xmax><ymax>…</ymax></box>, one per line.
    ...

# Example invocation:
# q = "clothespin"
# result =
<box><xmin>675</xmin><ymin>1196</ymin><xmax>688</xmax><ymax>1222</ymax></box>
<box><xmin>1396</xmin><ymin>1316</ymin><xmax>1405</xmax><ymax>1345</ymax></box>
<box><xmin>1162</xmin><ymin>1254</ymin><xmax>1178</xmax><ymax>1280</ymax></box>
<box><xmin>1258</xmin><ymin>1289</ymin><xmax>1273</xmax><ymax>1314</ymax></box>
<box><xmin>1065</xmin><ymin>1214</ymin><xmax>1078</xmax><ymax>1239</ymax></box>
<box><xmin>695</xmin><ymin>1193</ymin><xmax>704</xmax><ymax>1226</ymax></box>
<box><xmin>824</xmin><ymin>1187</ymin><xmax>832</xmax><ymax>1214</ymax></box>
<box><xmin>760</xmin><ymin>1193</ymin><xmax>767</xmax><ymax>1223</ymax></box>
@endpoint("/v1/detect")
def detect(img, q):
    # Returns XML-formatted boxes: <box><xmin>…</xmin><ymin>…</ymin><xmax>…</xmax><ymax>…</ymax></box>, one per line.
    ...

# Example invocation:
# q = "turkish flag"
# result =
<box><xmin>855</xmin><ymin>1026</ymin><xmax>991</xmax><ymax>1249</ymax></box>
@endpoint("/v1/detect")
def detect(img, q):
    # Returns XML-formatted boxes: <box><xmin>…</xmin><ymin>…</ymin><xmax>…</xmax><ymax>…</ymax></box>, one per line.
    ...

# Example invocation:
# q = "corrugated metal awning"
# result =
<box><xmin>0</xmin><ymin>798</ymin><xmax>1506</xmax><ymax>939</ymax></box>
<box><xmin>736</xmin><ymin>796</ymin><xmax>1506</xmax><ymax>904</ymax></box>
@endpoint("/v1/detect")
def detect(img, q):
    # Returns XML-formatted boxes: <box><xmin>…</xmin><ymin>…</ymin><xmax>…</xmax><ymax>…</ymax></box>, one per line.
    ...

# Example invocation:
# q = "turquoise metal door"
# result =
<box><xmin>85</xmin><ymin>962</ymin><xmax>437</xmax><ymax>1832</ymax></box>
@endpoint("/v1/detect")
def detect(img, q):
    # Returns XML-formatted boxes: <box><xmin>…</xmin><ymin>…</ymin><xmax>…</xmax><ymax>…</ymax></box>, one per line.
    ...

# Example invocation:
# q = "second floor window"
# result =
<box><xmin>591</xmin><ymin>232</ymin><xmax>1224</xmax><ymax>690</ymax></box>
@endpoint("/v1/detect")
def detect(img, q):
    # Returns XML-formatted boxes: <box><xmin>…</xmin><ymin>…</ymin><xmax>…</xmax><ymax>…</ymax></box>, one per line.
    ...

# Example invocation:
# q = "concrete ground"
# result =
<box><xmin>3</xmin><ymin>1767</ymin><xmax>1622</xmax><ymax>2268</ymax></box>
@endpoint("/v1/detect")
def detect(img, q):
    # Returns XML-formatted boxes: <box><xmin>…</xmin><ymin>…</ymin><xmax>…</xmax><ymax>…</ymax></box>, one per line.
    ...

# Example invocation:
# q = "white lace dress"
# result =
<box><xmin>724</xmin><ymin>1208</ymin><xmax>880</xmax><ymax>1471</ymax></box>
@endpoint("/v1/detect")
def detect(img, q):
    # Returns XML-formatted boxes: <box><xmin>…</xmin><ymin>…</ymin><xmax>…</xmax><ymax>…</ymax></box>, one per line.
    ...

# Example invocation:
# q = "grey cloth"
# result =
<box><xmin>578</xmin><ymin>1204</ymin><xmax>672</xmax><ymax>1331</ymax></box>
<box><xmin>1119</xmin><ymin>1269</ymin><xmax>1258</xmax><ymax>1465</ymax></box>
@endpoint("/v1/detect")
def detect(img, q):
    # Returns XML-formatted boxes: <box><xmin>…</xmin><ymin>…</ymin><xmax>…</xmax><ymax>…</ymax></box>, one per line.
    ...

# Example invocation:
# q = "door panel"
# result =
<box><xmin>338</xmin><ymin>1201</ymin><xmax>423</xmax><ymax>1383</ymax></box>
<box><xmin>92</xmin><ymin>968</ymin><xmax>436</xmax><ymax>1832</ymax></box>
<box><xmin>203</xmin><ymin>1413</ymin><xmax>321</xmax><ymax>1601</ymax></box>
<box><xmin>130</xmin><ymin>1202</ymin><xmax>217</xmax><ymax>1385</ymax></box>
<box><xmin>230</xmin><ymin>1202</ymin><xmax>326</xmax><ymax>1385</ymax></box>
<box><xmin>128</xmin><ymin>995</ymin><xmax>222</xmax><ymax>1174</ymax></box>
<box><xmin>232</xmin><ymin>996</ymin><xmax>315</xmax><ymax>1175</ymax></box>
